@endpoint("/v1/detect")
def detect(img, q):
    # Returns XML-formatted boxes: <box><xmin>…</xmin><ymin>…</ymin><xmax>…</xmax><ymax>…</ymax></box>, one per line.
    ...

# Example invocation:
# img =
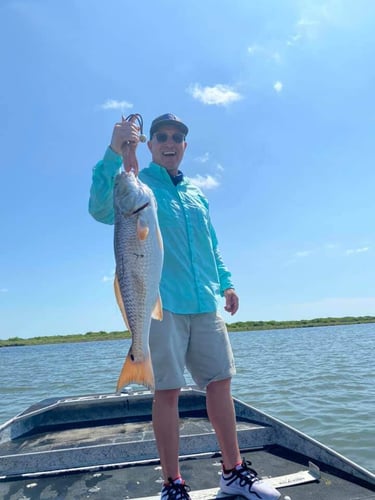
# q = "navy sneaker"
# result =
<box><xmin>161</xmin><ymin>478</ymin><xmax>191</xmax><ymax>500</ymax></box>
<box><xmin>220</xmin><ymin>459</ymin><xmax>281</xmax><ymax>500</ymax></box>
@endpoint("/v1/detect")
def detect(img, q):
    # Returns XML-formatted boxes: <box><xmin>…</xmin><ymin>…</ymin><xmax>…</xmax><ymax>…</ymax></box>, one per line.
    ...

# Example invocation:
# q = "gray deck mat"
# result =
<box><xmin>1</xmin><ymin>447</ymin><xmax>374</xmax><ymax>500</ymax></box>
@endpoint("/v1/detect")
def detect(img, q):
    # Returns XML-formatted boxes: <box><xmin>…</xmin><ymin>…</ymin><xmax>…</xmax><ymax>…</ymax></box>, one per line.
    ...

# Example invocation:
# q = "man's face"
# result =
<box><xmin>147</xmin><ymin>125</ymin><xmax>187</xmax><ymax>175</ymax></box>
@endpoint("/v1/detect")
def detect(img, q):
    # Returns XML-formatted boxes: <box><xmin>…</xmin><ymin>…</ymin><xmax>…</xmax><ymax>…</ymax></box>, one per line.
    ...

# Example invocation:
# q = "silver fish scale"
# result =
<box><xmin>114</xmin><ymin>172</ymin><xmax>163</xmax><ymax>362</ymax></box>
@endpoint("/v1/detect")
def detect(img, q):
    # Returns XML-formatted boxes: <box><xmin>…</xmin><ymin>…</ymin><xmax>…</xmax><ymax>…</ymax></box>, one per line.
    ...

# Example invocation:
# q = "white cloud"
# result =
<box><xmin>248</xmin><ymin>44</ymin><xmax>282</xmax><ymax>63</ymax></box>
<box><xmin>325</xmin><ymin>243</ymin><xmax>338</xmax><ymax>249</ymax></box>
<box><xmin>189</xmin><ymin>174</ymin><xmax>220</xmax><ymax>190</ymax></box>
<box><xmin>297</xmin><ymin>18</ymin><xmax>319</xmax><ymax>28</ymax></box>
<box><xmin>346</xmin><ymin>247</ymin><xmax>369</xmax><ymax>255</ymax></box>
<box><xmin>188</xmin><ymin>84</ymin><xmax>242</xmax><ymax>106</ymax></box>
<box><xmin>0</xmin><ymin>288</ymin><xmax>8</xmax><ymax>293</ymax></box>
<box><xmin>247</xmin><ymin>44</ymin><xmax>262</xmax><ymax>55</ymax></box>
<box><xmin>286</xmin><ymin>34</ymin><xmax>302</xmax><ymax>46</ymax></box>
<box><xmin>287</xmin><ymin>2</ymin><xmax>339</xmax><ymax>46</ymax></box>
<box><xmin>288</xmin><ymin>244</ymin><xmax>370</xmax><ymax>262</ymax></box>
<box><xmin>101</xmin><ymin>99</ymin><xmax>133</xmax><ymax>111</ymax></box>
<box><xmin>295</xmin><ymin>250</ymin><xmax>312</xmax><ymax>258</ymax></box>
<box><xmin>274</xmin><ymin>81</ymin><xmax>283</xmax><ymax>93</ymax></box>
<box><xmin>102</xmin><ymin>270</ymin><xmax>115</xmax><ymax>282</ymax></box>
<box><xmin>194</xmin><ymin>152</ymin><xmax>210</xmax><ymax>163</ymax></box>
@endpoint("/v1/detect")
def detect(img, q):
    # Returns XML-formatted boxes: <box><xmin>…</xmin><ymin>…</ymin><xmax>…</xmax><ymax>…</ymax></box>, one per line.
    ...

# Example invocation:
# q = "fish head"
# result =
<box><xmin>114</xmin><ymin>171</ymin><xmax>151</xmax><ymax>217</ymax></box>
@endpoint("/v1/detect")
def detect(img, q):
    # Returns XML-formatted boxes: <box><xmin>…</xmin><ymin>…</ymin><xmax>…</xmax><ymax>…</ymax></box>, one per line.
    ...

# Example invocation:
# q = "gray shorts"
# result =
<box><xmin>149</xmin><ymin>310</ymin><xmax>236</xmax><ymax>390</ymax></box>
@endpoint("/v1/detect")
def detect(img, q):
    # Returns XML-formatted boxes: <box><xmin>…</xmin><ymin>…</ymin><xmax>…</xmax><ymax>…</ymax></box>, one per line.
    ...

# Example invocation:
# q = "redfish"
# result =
<box><xmin>113</xmin><ymin>171</ymin><xmax>163</xmax><ymax>392</ymax></box>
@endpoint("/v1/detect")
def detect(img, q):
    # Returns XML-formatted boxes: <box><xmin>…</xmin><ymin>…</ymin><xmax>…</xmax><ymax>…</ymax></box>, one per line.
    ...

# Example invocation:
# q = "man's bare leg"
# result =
<box><xmin>152</xmin><ymin>388</ymin><xmax>181</xmax><ymax>481</ymax></box>
<box><xmin>206</xmin><ymin>378</ymin><xmax>241</xmax><ymax>469</ymax></box>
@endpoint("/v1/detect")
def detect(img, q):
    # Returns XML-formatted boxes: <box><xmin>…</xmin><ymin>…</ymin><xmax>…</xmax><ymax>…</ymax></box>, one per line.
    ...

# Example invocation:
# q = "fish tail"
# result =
<box><xmin>116</xmin><ymin>351</ymin><xmax>154</xmax><ymax>393</ymax></box>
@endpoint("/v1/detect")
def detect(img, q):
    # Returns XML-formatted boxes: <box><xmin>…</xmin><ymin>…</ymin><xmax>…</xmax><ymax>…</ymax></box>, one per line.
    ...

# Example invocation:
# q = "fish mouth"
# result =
<box><xmin>132</xmin><ymin>202</ymin><xmax>150</xmax><ymax>215</ymax></box>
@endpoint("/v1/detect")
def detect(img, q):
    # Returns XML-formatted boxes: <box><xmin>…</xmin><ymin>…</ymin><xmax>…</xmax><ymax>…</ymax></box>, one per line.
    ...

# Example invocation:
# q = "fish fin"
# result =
<box><xmin>151</xmin><ymin>294</ymin><xmax>163</xmax><ymax>321</ymax></box>
<box><xmin>116</xmin><ymin>350</ymin><xmax>155</xmax><ymax>392</ymax></box>
<box><xmin>137</xmin><ymin>218</ymin><xmax>149</xmax><ymax>240</ymax></box>
<box><xmin>114</xmin><ymin>274</ymin><xmax>130</xmax><ymax>330</ymax></box>
<box><xmin>156</xmin><ymin>225</ymin><xmax>164</xmax><ymax>251</ymax></box>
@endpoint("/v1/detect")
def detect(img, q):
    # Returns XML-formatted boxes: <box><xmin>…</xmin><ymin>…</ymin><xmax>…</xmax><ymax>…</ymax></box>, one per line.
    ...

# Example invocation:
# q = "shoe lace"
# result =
<box><xmin>225</xmin><ymin>459</ymin><xmax>260</xmax><ymax>489</ymax></box>
<box><xmin>163</xmin><ymin>478</ymin><xmax>191</xmax><ymax>500</ymax></box>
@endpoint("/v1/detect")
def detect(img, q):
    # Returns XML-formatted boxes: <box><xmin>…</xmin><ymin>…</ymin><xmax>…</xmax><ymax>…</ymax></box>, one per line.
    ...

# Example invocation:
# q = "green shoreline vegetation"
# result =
<box><xmin>1</xmin><ymin>316</ymin><xmax>374</xmax><ymax>348</ymax></box>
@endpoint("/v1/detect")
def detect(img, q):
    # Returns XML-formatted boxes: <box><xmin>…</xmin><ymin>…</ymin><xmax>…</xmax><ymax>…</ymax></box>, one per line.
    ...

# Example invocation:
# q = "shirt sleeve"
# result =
<box><xmin>209</xmin><ymin>219</ymin><xmax>235</xmax><ymax>295</ymax></box>
<box><xmin>88</xmin><ymin>147</ymin><xmax>123</xmax><ymax>225</ymax></box>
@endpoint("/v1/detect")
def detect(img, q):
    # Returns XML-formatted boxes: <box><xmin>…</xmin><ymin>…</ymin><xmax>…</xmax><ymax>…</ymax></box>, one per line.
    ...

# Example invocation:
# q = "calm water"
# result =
<box><xmin>0</xmin><ymin>323</ymin><xmax>374</xmax><ymax>473</ymax></box>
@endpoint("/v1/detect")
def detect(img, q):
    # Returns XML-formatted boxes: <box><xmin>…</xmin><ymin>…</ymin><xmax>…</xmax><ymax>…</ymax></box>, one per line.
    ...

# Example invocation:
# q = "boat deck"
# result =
<box><xmin>0</xmin><ymin>388</ymin><xmax>374</xmax><ymax>499</ymax></box>
<box><xmin>0</xmin><ymin>417</ymin><xmax>261</xmax><ymax>455</ymax></box>
<box><xmin>1</xmin><ymin>447</ymin><xmax>375</xmax><ymax>500</ymax></box>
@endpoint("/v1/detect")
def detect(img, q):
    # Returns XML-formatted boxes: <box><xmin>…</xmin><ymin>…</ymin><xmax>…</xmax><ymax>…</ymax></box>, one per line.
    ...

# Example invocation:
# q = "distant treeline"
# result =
<box><xmin>1</xmin><ymin>316</ymin><xmax>374</xmax><ymax>347</ymax></box>
<box><xmin>0</xmin><ymin>331</ymin><xmax>131</xmax><ymax>348</ymax></box>
<box><xmin>227</xmin><ymin>315</ymin><xmax>375</xmax><ymax>331</ymax></box>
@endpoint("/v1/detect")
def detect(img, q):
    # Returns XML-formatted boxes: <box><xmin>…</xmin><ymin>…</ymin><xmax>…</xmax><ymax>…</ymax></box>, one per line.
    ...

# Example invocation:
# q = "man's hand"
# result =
<box><xmin>110</xmin><ymin>115</ymin><xmax>141</xmax><ymax>155</ymax></box>
<box><xmin>224</xmin><ymin>288</ymin><xmax>239</xmax><ymax>316</ymax></box>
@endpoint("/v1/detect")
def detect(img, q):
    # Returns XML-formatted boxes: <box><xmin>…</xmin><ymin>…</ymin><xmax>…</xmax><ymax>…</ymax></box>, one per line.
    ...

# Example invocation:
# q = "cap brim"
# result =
<box><xmin>150</xmin><ymin>120</ymin><xmax>188</xmax><ymax>137</ymax></box>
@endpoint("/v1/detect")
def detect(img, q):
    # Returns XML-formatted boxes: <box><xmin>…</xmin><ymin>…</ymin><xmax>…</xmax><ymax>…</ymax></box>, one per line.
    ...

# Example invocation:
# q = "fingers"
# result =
<box><xmin>121</xmin><ymin>114</ymin><xmax>141</xmax><ymax>139</ymax></box>
<box><xmin>224</xmin><ymin>289</ymin><xmax>239</xmax><ymax>316</ymax></box>
<box><xmin>122</xmin><ymin>114</ymin><xmax>141</xmax><ymax>126</ymax></box>
<box><xmin>110</xmin><ymin>118</ymin><xmax>140</xmax><ymax>155</ymax></box>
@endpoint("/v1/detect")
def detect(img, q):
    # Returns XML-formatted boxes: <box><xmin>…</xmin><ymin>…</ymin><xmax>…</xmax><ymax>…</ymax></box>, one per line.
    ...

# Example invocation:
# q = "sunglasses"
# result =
<box><xmin>154</xmin><ymin>132</ymin><xmax>185</xmax><ymax>144</ymax></box>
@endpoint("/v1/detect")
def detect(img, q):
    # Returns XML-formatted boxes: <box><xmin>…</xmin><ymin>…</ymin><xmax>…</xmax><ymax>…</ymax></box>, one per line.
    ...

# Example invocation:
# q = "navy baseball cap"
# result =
<box><xmin>149</xmin><ymin>113</ymin><xmax>189</xmax><ymax>138</ymax></box>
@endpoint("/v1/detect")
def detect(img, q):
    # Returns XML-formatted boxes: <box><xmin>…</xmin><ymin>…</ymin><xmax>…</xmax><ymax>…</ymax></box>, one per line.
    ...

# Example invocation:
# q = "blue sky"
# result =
<box><xmin>1</xmin><ymin>0</ymin><xmax>374</xmax><ymax>339</ymax></box>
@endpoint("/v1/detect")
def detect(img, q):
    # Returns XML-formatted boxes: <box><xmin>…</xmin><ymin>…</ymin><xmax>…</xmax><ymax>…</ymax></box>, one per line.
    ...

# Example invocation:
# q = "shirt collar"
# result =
<box><xmin>148</xmin><ymin>162</ymin><xmax>184</xmax><ymax>185</ymax></box>
<box><xmin>168</xmin><ymin>170</ymin><xmax>184</xmax><ymax>185</ymax></box>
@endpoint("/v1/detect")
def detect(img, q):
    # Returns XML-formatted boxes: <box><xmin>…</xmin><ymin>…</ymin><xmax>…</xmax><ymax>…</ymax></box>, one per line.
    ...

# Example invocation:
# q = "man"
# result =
<box><xmin>89</xmin><ymin>113</ymin><xmax>280</xmax><ymax>500</ymax></box>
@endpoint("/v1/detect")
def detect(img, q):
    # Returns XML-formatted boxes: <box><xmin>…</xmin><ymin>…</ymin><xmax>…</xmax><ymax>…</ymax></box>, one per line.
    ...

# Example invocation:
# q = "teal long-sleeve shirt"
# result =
<box><xmin>89</xmin><ymin>147</ymin><xmax>234</xmax><ymax>314</ymax></box>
